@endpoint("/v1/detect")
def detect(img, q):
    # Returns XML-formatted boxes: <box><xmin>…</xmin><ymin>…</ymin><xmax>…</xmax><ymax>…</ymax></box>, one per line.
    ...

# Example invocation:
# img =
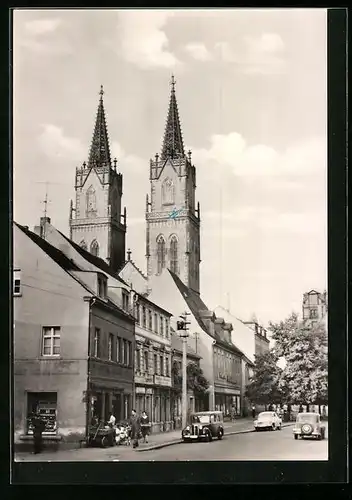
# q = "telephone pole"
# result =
<box><xmin>177</xmin><ymin>311</ymin><xmax>191</xmax><ymax>429</ymax></box>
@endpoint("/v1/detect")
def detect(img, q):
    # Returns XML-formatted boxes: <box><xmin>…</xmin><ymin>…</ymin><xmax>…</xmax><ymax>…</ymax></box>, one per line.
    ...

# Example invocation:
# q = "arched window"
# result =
<box><xmin>86</xmin><ymin>185</ymin><xmax>97</xmax><ymax>217</ymax></box>
<box><xmin>170</xmin><ymin>235</ymin><xmax>178</xmax><ymax>274</ymax></box>
<box><xmin>162</xmin><ymin>178</ymin><xmax>174</xmax><ymax>205</ymax></box>
<box><xmin>79</xmin><ymin>240</ymin><xmax>88</xmax><ymax>251</ymax></box>
<box><xmin>157</xmin><ymin>235</ymin><xmax>166</xmax><ymax>274</ymax></box>
<box><xmin>90</xmin><ymin>239</ymin><xmax>99</xmax><ymax>257</ymax></box>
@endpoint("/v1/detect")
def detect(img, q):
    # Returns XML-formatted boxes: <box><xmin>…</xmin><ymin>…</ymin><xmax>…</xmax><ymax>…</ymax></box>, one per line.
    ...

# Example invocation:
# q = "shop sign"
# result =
<box><xmin>135</xmin><ymin>387</ymin><xmax>146</xmax><ymax>394</ymax></box>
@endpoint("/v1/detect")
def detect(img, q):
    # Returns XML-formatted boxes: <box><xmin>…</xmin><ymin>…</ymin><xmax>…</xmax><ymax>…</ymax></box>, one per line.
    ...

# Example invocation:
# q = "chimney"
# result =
<box><xmin>34</xmin><ymin>216</ymin><xmax>51</xmax><ymax>238</ymax></box>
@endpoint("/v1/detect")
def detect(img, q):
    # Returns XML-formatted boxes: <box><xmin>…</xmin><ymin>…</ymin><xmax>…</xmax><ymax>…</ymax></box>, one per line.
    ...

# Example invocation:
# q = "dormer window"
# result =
<box><xmin>97</xmin><ymin>275</ymin><xmax>107</xmax><ymax>299</ymax></box>
<box><xmin>122</xmin><ymin>291</ymin><xmax>129</xmax><ymax>311</ymax></box>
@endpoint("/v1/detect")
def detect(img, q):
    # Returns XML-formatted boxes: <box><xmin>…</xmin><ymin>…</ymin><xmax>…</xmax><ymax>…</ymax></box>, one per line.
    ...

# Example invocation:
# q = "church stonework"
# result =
<box><xmin>146</xmin><ymin>77</ymin><xmax>201</xmax><ymax>294</ymax></box>
<box><xmin>69</xmin><ymin>86</ymin><xmax>126</xmax><ymax>272</ymax></box>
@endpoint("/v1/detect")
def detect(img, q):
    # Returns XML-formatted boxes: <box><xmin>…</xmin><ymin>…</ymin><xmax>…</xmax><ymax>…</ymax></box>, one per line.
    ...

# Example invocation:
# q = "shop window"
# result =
<box><xmin>27</xmin><ymin>392</ymin><xmax>57</xmax><ymax>435</ymax></box>
<box><xmin>108</xmin><ymin>334</ymin><xmax>113</xmax><ymax>361</ymax></box>
<box><xmin>93</xmin><ymin>328</ymin><xmax>101</xmax><ymax>358</ymax></box>
<box><xmin>42</xmin><ymin>327</ymin><xmax>61</xmax><ymax>357</ymax></box>
<box><xmin>13</xmin><ymin>269</ymin><xmax>21</xmax><ymax>296</ymax></box>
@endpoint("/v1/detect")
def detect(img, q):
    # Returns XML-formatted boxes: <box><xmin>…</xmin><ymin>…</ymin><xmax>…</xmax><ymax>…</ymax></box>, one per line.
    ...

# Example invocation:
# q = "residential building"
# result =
<box><xmin>302</xmin><ymin>289</ymin><xmax>328</xmax><ymax>326</ymax></box>
<box><xmin>242</xmin><ymin>321</ymin><xmax>270</xmax><ymax>356</ymax></box>
<box><xmin>171</xmin><ymin>328</ymin><xmax>202</xmax><ymax>428</ymax></box>
<box><xmin>68</xmin><ymin>86</ymin><xmax>126</xmax><ymax>274</ymax></box>
<box><xmin>13</xmin><ymin>223</ymin><xmax>134</xmax><ymax>448</ymax></box>
<box><xmin>133</xmin><ymin>293</ymin><xmax>173</xmax><ymax>433</ymax></box>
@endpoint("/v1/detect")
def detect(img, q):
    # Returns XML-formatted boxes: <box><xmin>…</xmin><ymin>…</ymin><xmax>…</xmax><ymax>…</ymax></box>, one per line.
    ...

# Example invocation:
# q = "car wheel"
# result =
<box><xmin>206</xmin><ymin>431</ymin><xmax>212</xmax><ymax>442</ymax></box>
<box><xmin>278</xmin><ymin>424</ymin><xmax>282</xmax><ymax>430</ymax></box>
<box><xmin>271</xmin><ymin>424</ymin><xmax>276</xmax><ymax>431</ymax></box>
<box><xmin>217</xmin><ymin>429</ymin><xmax>223</xmax><ymax>440</ymax></box>
<box><xmin>294</xmin><ymin>434</ymin><xmax>298</xmax><ymax>440</ymax></box>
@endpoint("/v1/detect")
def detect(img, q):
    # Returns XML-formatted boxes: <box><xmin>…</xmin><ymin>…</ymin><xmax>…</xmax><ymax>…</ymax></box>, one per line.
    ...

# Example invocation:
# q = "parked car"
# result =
<box><xmin>254</xmin><ymin>411</ymin><xmax>282</xmax><ymax>431</ymax></box>
<box><xmin>293</xmin><ymin>412</ymin><xmax>326</xmax><ymax>440</ymax></box>
<box><xmin>182</xmin><ymin>411</ymin><xmax>224</xmax><ymax>442</ymax></box>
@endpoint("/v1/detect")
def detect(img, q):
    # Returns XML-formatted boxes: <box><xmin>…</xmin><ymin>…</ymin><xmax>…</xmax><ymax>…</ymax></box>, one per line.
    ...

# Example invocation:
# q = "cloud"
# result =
<box><xmin>192</xmin><ymin>133</ymin><xmax>326</xmax><ymax>178</ymax></box>
<box><xmin>213</xmin><ymin>33</ymin><xmax>286</xmax><ymax>75</ymax></box>
<box><xmin>117</xmin><ymin>10</ymin><xmax>179</xmax><ymax>69</ymax></box>
<box><xmin>38</xmin><ymin>124</ymin><xmax>85</xmax><ymax>161</ymax></box>
<box><xmin>25</xmin><ymin>18</ymin><xmax>62</xmax><ymax>36</ymax></box>
<box><xmin>184</xmin><ymin>42</ymin><xmax>212</xmax><ymax>61</ymax></box>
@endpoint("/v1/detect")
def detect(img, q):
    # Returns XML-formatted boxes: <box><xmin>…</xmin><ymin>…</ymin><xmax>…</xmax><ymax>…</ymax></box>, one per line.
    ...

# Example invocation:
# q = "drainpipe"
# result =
<box><xmin>84</xmin><ymin>296</ymin><xmax>96</xmax><ymax>440</ymax></box>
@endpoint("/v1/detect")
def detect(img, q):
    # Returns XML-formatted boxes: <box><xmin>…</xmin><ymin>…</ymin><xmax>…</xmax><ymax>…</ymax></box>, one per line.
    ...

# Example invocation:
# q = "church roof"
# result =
<box><xmin>88</xmin><ymin>85</ymin><xmax>112</xmax><ymax>168</ymax></box>
<box><xmin>161</xmin><ymin>75</ymin><xmax>185</xmax><ymax>160</ymax></box>
<box><xmin>58</xmin><ymin>230</ymin><xmax>129</xmax><ymax>286</ymax></box>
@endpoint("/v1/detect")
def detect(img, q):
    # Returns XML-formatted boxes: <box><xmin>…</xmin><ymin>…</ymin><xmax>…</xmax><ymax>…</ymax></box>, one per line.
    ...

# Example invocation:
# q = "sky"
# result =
<box><xmin>13</xmin><ymin>8</ymin><xmax>327</xmax><ymax>325</ymax></box>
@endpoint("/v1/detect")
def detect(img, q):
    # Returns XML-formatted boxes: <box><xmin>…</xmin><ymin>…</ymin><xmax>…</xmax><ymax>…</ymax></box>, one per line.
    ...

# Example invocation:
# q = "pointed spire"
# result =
<box><xmin>88</xmin><ymin>85</ymin><xmax>112</xmax><ymax>168</ymax></box>
<box><xmin>161</xmin><ymin>75</ymin><xmax>185</xmax><ymax>160</ymax></box>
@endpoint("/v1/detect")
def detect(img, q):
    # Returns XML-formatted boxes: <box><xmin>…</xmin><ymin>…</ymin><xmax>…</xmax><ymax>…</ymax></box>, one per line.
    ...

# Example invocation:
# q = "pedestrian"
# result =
<box><xmin>140</xmin><ymin>410</ymin><xmax>151</xmax><ymax>443</ymax></box>
<box><xmin>107</xmin><ymin>412</ymin><xmax>116</xmax><ymax>427</ymax></box>
<box><xmin>129</xmin><ymin>409</ymin><xmax>141</xmax><ymax>449</ymax></box>
<box><xmin>31</xmin><ymin>410</ymin><xmax>46</xmax><ymax>454</ymax></box>
<box><xmin>251</xmin><ymin>405</ymin><xmax>256</xmax><ymax>419</ymax></box>
<box><xmin>231</xmin><ymin>405</ymin><xmax>236</xmax><ymax>422</ymax></box>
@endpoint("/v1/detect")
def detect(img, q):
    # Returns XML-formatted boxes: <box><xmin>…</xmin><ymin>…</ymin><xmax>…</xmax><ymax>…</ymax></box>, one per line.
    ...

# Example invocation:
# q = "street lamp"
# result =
<box><xmin>177</xmin><ymin>312</ymin><xmax>191</xmax><ymax>429</ymax></box>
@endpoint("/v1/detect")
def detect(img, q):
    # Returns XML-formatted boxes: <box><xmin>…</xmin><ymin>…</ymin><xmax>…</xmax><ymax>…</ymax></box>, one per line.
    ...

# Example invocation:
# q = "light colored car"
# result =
<box><xmin>293</xmin><ymin>412</ymin><xmax>326</xmax><ymax>440</ymax></box>
<box><xmin>254</xmin><ymin>411</ymin><xmax>282</xmax><ymax>431</ymax></box>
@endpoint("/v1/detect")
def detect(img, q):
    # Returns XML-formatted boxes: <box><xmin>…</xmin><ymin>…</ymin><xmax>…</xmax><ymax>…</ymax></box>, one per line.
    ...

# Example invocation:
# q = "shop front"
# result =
<box><xmin>215</xmin><ymin>388</ymin><xmax>241</xmax><ymax>417</ymax></box>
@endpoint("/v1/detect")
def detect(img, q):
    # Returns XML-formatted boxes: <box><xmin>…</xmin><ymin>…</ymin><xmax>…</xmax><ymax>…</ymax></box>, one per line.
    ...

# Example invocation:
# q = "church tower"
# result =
<box><xmin>146</xmin><ymin>76</ymin><xmax>201</xmax><ymax>294</ymax></box>
<box><xmin>69</xmin><ymin>86</ymin><xmax>126</xmax><ymax>272</ymax></box>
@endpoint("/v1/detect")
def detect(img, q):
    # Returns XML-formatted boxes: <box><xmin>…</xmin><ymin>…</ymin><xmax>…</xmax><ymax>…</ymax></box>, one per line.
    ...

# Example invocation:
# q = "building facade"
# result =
<box><xmin>243</xmin><ymin>321</ymin><xmax>270</xmax><ymax>356</ymax></box>
<box><xmin>133</xmin><ymin>294</ymin><xmax>173</xmax><ymax>433</ymax></box>
<box><xmin>13</xmin><ymin>223</ymin><xmax>134</xmax><ymax>448</ymax></box>
<box><xmin>69</xmin><ymin>86</ymin><xmax>126</xmax><ymax>273</ymax></box>
<box><xmin>145</xmin><ymin>76</ymin><xmax>201</xmax><ymax>295</ymax></box>
<box><xmin>302</xmin><ymin>289</ymin><xmax>328</xmax><ymax>326</ymax></box>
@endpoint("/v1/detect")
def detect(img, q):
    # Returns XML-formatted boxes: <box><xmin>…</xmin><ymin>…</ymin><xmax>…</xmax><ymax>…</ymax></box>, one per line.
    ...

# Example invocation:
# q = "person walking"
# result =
<box><xmin>251</xmin><ymin>405</ymin><xmax>256</xmax><ymax>419</ymax></box>
<box><xmin>129</xmin><ymin>409</ymin><xmax>141</xmax><ymax>449</ymax></box>
<box><xmin>31</xmin><ymin>410</ymin><xmax>46</xmax><ymax>455</ymax></box>
<box><xmin>140</xmin><ymin>411</ymin><xmax>151</xmax><ymax>444</ymax></box>
<box><xmin>231</xmin><ymin>405</ymin><xmax>236</xmax><ymax>422</ymax></box>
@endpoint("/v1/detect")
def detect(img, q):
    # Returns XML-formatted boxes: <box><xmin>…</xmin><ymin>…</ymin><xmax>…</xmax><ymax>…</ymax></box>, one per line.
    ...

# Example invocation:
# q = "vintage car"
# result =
<box><xmin>182</xmin><ymin>411</ymin><xmax>224</xmax><ymax>442</ymax></box>
<box><xmin>293</xmin><ymin>412</ymin><xmax>326</xmax><ymax>440</ymax></box>
<box><xmin>254</xmin><ymin>411</ymin><xmax>282</xmax><ymax>431</ymax></box>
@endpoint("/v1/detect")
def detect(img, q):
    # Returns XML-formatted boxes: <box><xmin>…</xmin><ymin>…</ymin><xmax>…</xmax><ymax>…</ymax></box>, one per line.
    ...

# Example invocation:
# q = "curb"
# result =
<box><xmin>136</xmin><ymin>422</ymin><xmax>294</xmax><ymax>452</ymax></box>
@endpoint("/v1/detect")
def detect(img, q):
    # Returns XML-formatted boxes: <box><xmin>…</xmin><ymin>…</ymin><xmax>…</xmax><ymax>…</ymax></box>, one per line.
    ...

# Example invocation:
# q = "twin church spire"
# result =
<box><xmin>161</xmin><ymin>75</ymin><xmax>185</xmax><ymax>160</ymax></box>
<box><xmin>88</xmin><ymin>85</ymin><xmax>112</xmax><ymax>169</ymax></box>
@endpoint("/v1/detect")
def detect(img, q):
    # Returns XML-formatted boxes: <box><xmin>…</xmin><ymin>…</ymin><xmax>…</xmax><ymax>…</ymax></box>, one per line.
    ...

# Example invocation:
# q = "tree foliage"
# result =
<box><xmin>245</xmin><ymin>351</ymin><xmax>283</xmax><ymax>406</ymax></box>
<box><xmin>269</xmin><ymin>314</ymin><xmax>328</xmax><ymax>405</ymax></box>
<box><xmin>172</xmin><ymin>360</ymin><xmax>209</xmax><ymax>396</ymax></box>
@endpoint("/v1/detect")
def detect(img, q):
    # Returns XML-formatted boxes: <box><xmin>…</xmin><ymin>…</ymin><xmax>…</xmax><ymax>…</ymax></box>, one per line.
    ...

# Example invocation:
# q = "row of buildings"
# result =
<box><xmin>13</xmin><ymin>80</ymin><xmax>270</xmax><ymax>447</ymax></box>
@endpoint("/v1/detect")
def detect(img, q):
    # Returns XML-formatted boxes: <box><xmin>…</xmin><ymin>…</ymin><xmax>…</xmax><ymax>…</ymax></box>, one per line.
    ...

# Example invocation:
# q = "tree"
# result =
<box><xmin>269</xmin><ymin>314</ymin><xmax>328</xmax><ymax>409</ymax></box>
<box><xmin>172</xmin><ymin>360</ymin><xmax>209</xmax><ymax>396</ymax></box>
<box><xmin>245</xmin><ymin>351</ymin><xmax>283</xmax><ymax>407</ymax></box>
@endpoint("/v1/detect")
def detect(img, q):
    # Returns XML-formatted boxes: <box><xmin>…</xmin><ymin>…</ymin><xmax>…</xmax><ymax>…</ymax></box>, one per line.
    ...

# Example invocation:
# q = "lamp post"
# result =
<box><xmin>177</xmin><ymin>312</ymin><xmax>191</xmax><ymax>429</ymax></box>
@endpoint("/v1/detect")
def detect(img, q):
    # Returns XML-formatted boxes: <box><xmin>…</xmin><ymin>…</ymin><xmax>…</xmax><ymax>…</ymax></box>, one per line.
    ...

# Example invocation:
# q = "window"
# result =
<box><xmin>123</xmin><ymin>340</ymin><xmax>128</xmax><ymax>365</ymax></box>
<box><xmin>27</xmin><ymin>392</ymin><xmax>57</xmax><ymax>435</ymax></box>
<box><xmin>136</xmin><ymin>348</ymin><xmax>141</xmax><ymax>371</ymax></box>
<box><xmin>154</xmin><ymin>313</ymin><xmax>158</xmax><ymax>333</ymax></box>
<box><xmin>154</xmin><ymin>353</ymin><xmax>158</xmax><ymax>375</ymax></box>
<box><xmin>13</xmin><ymin>269</ymin><xmax>21</xmax><ymax>296</ymax></box>
<box><xmin>170</xmin><ymin>235</ymin><xmax>178</xmax><ymax>274</ymax></box>
<box><xmin>129</xmin><ymin>342</ymin><xmax>132</xmax><ymax>367</ymax></box>
<box><xmin>90</xmin><ymin>239</ymin><xmax>99</xmax><ymax>257</ymax></box>
<box><xmin>126</xmin><ymin>340</ymin><xmax>130</xmax><ymax>366</ymax></box>
<box><xmin>79</xmin><ymin>240</ymin><xmax>87</xmax><ymax>251</ymax></box>
<box><xmin>142</xmin><ymin>306</ymin><xmax>146</xmax><ymax>328</ymax></box>
<box><xmin>98</xmin><ymin>276</ymin><xmax>106</xmax><ymax>298</ymax></box>
<box><xmin>144</xmin><ymin>351</ymin><xmax>149</xmax><ymax>373</ymax></box>
<box><xmin>165</xmin><ymin>319</ymin><xmax>169</xmax><ymax>338</ymax></box>
<box><xmin>116</xmin><ymin>338</ymin><xmax>120</xmax><ymax>362</ymax></box>
<box><xmin>166</xmin><ymin>356</ymin><xmax>169</xmax><ymax>377</ymax></box>
<box><xmin>118</xmin><ymin>337</ymin><xmax>122</xmax><ymax>362</ymax></box>
<box><xmin>122</xmin><ymin>291</ymin><xmax>129</xmax><ymax>311</ymax></box>
<box><xmin>108</xmin><ymin>334</ymin><xmax>113</xmax><ymax>361</ymax></box>
<box><xmin>160</xmin><ymin>316</ymin><xmax>164</xmax><ymax>336</ymax></box>
<box><xmin>148</xmin><ymin>309</ymin><xmax>153</xmax><ymax>330</ymax></box>
<box><xmin>93</xmin><ymin>328</ymin><xmax>101</xmax><ymax>358</ymax></box>
<box><xmin>86</xmin><ymin>185</ymin><xmax>97</xmax><ymax>216</ymax></box>
<box><xmin>136</xmin><ymin>304</ymin><xmax>140</xmax><ymax>323</ymax></box>
<box><xmin>42</xmin><ymin>327</ymin><xmax>60</xmax><ymax>356</ymax></box>
<box><xmin>160</xmin><ymin>355</ymin><xmax>164</xmax><ymax>376</ymax></box>
<box><xmin>157</xmin><ymin>235</ymin><xmax>166</xmax><ymax>274</ymax></box>
<box><xmin>162</xmin><ymin>178</ymin><xmax>174</xmax><ymax>205</ymax></box>
<box><xmin>310</xmin><ymin>308</ymin><xmax>318</xmax><ymax>319</ymax></box>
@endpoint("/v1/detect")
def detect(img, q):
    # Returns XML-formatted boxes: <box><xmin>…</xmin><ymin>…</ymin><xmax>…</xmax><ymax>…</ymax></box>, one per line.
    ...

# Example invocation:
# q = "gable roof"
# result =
<box><xmin>58</xmin><ymin>230</ymin><xmax>129</xmax><ymax>286</ymax></box>
<box><xmin>118</xmin><ymin>258</ymin><xmax>148</xmax><ymax>281</ymax></box>
<box><xmin>15</xmin><ymin>223</ymin><xmax>134</xmax><ymax>323</ymax></box>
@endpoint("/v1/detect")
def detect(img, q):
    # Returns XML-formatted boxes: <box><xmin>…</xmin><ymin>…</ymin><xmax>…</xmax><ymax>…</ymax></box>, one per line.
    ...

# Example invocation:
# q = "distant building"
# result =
<box><xmin>302</xmin><ymin>289</ymin><xmax>328</xmax><ymax>326</ymax></box>
<box><xmin>13</xmin><ymin>222</ymin><xmax>134</xmax><ymax>448</ymax></box>
<box><xmin>242</xmin><ymin>321</ymin><xmax>270</xmax><ymax>356</ymax></box>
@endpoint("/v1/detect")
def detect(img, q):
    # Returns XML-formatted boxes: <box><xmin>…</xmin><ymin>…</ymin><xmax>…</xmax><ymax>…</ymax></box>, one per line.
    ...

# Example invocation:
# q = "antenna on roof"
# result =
<box><xmin>36</xmin><ymin>181</ymin><xmax>53</xmax><ymax>240</ymax></box>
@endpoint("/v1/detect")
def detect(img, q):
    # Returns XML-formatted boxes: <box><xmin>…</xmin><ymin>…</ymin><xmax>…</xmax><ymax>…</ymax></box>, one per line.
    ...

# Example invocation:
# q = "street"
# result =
<box><xmin>15</xmin><ymin>423</ymin><xmax>328</xmax><ymax>462</ymax></box>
